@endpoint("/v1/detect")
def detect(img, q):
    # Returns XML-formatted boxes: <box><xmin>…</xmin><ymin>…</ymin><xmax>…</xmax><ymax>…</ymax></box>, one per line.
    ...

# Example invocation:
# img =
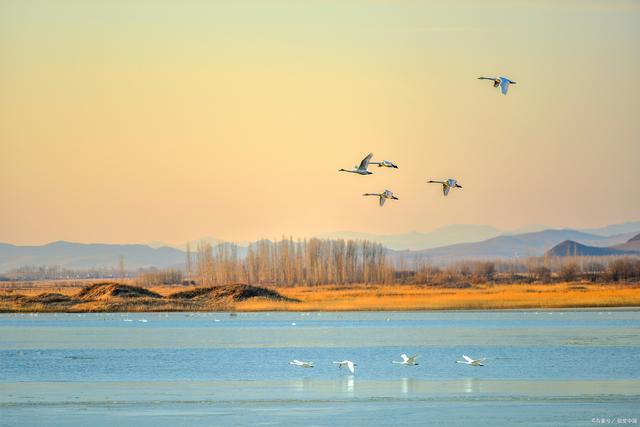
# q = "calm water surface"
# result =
<box><xmin>1</xmin><ymin>310</ymin><xmax>639</xmax><ymax>426</ymax></box>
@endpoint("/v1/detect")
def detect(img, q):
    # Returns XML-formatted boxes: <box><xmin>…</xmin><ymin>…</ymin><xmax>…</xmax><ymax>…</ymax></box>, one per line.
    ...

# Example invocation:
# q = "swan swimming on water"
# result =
<box><xmin>333</xmin><ymin>360</ymin><xmax>356</xmax><ymax>374</ymax></box>
<box><xmin>456</xmin><ymin>355</ymin><xmax>486</xmax><ymax>366</ymax></box>
<box><xmin>427</xmin><ymin>179</ymin><xmax>462</xmax><ymax>196</ymax></box>
<box><xmin>339</xmin><ymin>153</ymin><xmax>374</xmax><ymax>175</ymax></box>
<box><xmin>392</xmin><ymin>354</ymin><xmax>419</xmax><ymax>366</ymax></box>
<box><xmin>363</xmin><ymin>189</ymin><xmax>398</xmax><ymax>207</ymax></box>
<box><xmin>478</xmin><ymin>76</ymin><xmax>516</xmax><ymax>95</ymax></box>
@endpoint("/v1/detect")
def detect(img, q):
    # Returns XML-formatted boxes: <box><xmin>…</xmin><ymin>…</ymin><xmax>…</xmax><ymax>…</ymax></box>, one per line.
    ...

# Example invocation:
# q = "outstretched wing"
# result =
<box><xmin>462</xmin><ymin>355</ymin><xmax>474</xmax><ymax>363</ymax></box>
<box><xmin>500</xmin><ymin>79</ymin><xmax>510</xmax><ymax>95</ymax></box>
<box><xmin>379</xmin><ymin>196</ymin><xmax>386</xmax><ymax>207</ymax></box>
<box><xmin>401</xmin><ymin>354</ymin><xmax>409</xmax><ymax>362</ymax></box>
<box><xmin>443</xmin><ymin>185</ymin><xmax>450</xmax><ymax>196</ymax></box>
<box><xmin>347</xmin><ymin>361</ymin><xmax>355</xmax><ymax>373</ymax></box>
<box><xmin>358</xmin><ymin>153</ymin><xmax>373</xmax><ymax>170</ymax></box>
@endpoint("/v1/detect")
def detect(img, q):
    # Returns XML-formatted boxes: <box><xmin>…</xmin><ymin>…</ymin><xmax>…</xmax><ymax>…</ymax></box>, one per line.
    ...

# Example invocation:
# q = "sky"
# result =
<box><xmin>1</xmin><ymin>0</ymin><xmax>639</xmax><ymax>245</ymax></box>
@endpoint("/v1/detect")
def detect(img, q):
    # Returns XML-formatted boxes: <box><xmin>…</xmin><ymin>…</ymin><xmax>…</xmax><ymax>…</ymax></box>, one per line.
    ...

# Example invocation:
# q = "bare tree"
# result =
<box><xmin>118</xmin><ymin>255</ymin><xmax>125</xmax><ymax>280</ymax></box>
<box><xmin>186</xmin><ymin>242</ymin><xmax>192</xmax><ymax>282</ymax></box>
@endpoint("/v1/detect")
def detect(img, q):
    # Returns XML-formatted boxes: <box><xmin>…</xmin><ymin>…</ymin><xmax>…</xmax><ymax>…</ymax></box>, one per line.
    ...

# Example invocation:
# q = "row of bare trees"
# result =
<box><xmin>1</xmin><ymin>265</ymin><xmax>130</xmax><ymax>281</ymax></box>
<box><xmin>193</xmin><ymin>238</ymin><xmax>392</xmax><ymax>286</ymax></box>
<box><xmin>187</xmin><ymin>236</ymin><xmax>640</xmax><ymax>287</ymax></box>
<box><xmin>134</xmin><ymin>268</ymin><xmax>183</xmax><ymax>287</ymax></box>
<box><xmin>407</xmin><ymin>256</ymin><xmax>640</xmax><ymax>285</ymax></box>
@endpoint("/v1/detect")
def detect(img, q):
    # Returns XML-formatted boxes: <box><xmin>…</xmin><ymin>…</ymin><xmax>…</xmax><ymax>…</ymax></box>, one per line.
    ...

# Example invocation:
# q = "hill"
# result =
<box><xmin>546</xmin><ymin>233</ymin><xmax>640</xmax><ymax>257</ymax></box>
<box><xmin>546</xmin><ymin>240</ymin><xmax>628</xmax><ymax>257</ymax></box>
<box><xmin>611</xmin><ymin>233</ymin><xmax>640</xmax><ymax>251</ymax></box>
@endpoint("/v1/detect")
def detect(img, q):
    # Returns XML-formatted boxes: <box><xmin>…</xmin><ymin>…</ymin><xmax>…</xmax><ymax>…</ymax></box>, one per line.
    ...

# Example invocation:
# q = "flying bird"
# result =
<box><xmin>363</xmin><ymin>189</ymin><xmax>399</xmax><ymax>207</ymax></box>
<box><xmin>456</xmin><ymin>355</ymin><xmax>486</xmax><ymax>366</ymax></box>
<box><xmin>289</xmin><ymin>359</ymin><xmax>314</xmax><ymax>368</ymax></box>
<box><xmin>478</xmin><ymin>76</ymin><xmax>516</xmax><ymax>95</ymax></box>
<box><xmin>392</xmin><ymin>354</ymin><xmax>419</xmax><ymax>366</ymax></box>
<box><xmin>427</xmin><ymin>179</ymin><xmax>462</xmax><ymax>196</ymax></box>
<box><xmin>339</xmin><ymin>153</ymin><xmax>374</xmax><ymax>175</ymax></box>
<box><xmin>370</xmin><ymin>159</ymin><xmax>399</xmax><ymax>169</ymax></box>
<box><xmin>333</xmin><ymin>360</ymin><xmax>356</xmax><ymax>374</ymax></box>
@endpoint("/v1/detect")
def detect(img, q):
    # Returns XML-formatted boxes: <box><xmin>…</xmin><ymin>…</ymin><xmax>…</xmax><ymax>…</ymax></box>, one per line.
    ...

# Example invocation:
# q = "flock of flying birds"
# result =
<box><xmin>338</xmin><ymin>75</ymin><xmax>516</xmax><ymax>206</ymax></box>
<box><xmin>290</xmin><ymin>76</ymin><xmax>512</xmax><ymax>371</ymax></box>
<box><xmin>289</xmin><ymin>354</ymin><xmax>486</xmax><ymax>374</ymax></box>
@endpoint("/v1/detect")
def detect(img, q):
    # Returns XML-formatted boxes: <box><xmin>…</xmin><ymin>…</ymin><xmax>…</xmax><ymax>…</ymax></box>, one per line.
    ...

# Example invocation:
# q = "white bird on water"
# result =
<box><xmin>370</xmin><ymin>159</ymin><xmax>399</xmax><ymax>169</ymax></box>
<box><xmin>457</xmin><ymin>355</ymin><xmax>486</xmax><ymax>366</ymax></box>
<box><xmin>427</xmin><ymin>179</ymin><xmax>462</xmax><ymax>196</ymax></box>
<box><xmin>289</xmin><ymin>359</ymin><xmax>314</xmax><ymax>368</ymax></box>
<box><xmin>393</xmin><ymin>354</ymin><xmax>419</xmax><ymax>366</ymax></box>
<box><xmin>478</xmin><ymin>76</ymin><xmax>516</xmax><ymax>95</ymax></box>
<box><xmin>333</xmin><ymin>360</ymin><xmax>356</xmax><ymax>374</ymax></box>
<box><xmin>339</xmin><ymin>153</ymin><xmax>374</xmax><ymax>175</ymax></box>
<box><xmin>363</xmin><ymin>189</ymin><xmax>399</xmax><ymax>207</ymax></box>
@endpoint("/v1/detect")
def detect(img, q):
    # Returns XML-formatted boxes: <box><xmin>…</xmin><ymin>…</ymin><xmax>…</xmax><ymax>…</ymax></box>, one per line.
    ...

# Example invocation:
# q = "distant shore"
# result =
<box><xmin>1</xmin><ymin>281</ymin><xmax>639</xmax><ymax>312</ymax></box>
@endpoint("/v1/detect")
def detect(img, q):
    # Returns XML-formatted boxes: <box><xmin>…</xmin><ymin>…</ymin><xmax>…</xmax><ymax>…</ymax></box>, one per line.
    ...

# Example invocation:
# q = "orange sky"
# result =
<box><xmin>1</xmin><ymin>0</ymin><xmax>639</xmax><ymax>245</ymax></box>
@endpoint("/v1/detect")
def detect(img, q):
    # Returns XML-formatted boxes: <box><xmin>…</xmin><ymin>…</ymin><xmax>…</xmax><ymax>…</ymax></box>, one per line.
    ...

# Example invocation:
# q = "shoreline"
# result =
<box><xmin>1</xmin><ymin>281</ymin><xmax>640</xmax><ymax>313</ymax></box>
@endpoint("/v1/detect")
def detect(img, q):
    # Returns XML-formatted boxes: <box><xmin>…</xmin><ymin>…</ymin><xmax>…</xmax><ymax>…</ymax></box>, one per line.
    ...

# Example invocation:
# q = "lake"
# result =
<box><xmin>1</xmin><ymin>310</ymin><xmax>639</xmax><ymax>426</ymax></box>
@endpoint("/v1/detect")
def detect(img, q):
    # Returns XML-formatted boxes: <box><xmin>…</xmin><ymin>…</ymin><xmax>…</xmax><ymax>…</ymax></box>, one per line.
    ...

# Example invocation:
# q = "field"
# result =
<box><xmin>235</xmin><ymin>283</ymin><xmax>640</xmax><ymax>311</ymax></box>
<box><xmin>1</xmin><ymin>280</ymin><xmax>639</xmax><ymax>312</ymax></box>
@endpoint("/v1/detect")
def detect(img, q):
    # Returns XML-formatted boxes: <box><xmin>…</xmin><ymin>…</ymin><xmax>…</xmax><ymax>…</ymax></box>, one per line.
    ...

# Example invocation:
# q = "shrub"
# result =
<box><xmin>559</xmin><ymin>262</ymin><xmax>579</xmax><ymax>282</ymax></box>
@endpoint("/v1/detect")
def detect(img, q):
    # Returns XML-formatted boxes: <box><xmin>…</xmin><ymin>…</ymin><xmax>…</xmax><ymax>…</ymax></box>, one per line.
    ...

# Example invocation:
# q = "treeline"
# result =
<box><xmin>193</xmin><ymin>238</ymin><xmax>391</xmax><ymax>286</ymax></box>
<box><xmin>406</xmin><ymin>256</ymin><xmax>640</xmax><ymax>285</ymax></box>
<box><xmin>1</xmin><ymin>265</ymin><xmax>183</xmax><ymax>285</ymax></box>
<box><xmin>3</xmin><ymin>240</ymin><xmax>639</xmax><ymax>286</ymax></box>
<box><xmin>134</xmin><ymin>268</ymin><xmax>183</xmax><ymax>287</ymax></box>
<box><xmin>1</xmin><ymin>265</ymin><xmax>131</xmax><ymax>281</ymax></box>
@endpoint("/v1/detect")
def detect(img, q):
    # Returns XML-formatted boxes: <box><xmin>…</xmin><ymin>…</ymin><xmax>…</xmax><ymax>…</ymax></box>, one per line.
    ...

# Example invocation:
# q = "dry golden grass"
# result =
<box><xmin>234</xmin><ymin>283</ymin><xmax>640</xmax><ymax>311</ymax></box>
<box><xmin>1</xmin><ymin>281</ymin><xmax>639</xmax><ymax>312</ymax></box>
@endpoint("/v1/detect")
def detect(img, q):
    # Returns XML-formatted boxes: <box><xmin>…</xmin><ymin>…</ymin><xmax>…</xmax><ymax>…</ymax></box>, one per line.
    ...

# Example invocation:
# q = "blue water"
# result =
<box><xmin>1</xmin><ymin>310</ymin><xmax>639</xmax><ymax>426</ymax></box>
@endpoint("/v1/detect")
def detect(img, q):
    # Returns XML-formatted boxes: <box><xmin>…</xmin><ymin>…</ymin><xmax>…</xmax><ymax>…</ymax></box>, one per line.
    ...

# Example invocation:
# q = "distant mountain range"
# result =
<box><xmin>0</xmin><ymin>241</ymin><xmax>186</xmax><ymax>272</ymax></box>
<box><xmin>391</xmin><ymin>229</ymin><xmax>638</xmax><ymax>264</ymax></box>
<box><xmin>316</xmin><ymin>221</ymin><xmax>640</xmax><ymax>251</ymax></box>
<box><xmin>1</xmin><ymin>221</ymin><xmax>639</xmax><ymax>272</ymax></box>
<box><xmin>546</xmin><ymin>233</ymin><xmax>640</xmax><ymax>257</ymax></box>
<box><xmin>316</xmin><ymin>225</ymin><xmax>502</xmax><ymax>251</ymax></box>
<box><xmin>144</xmin><ymin>221</ymin><xmax>640</xmax><ymax>252</ymax></box>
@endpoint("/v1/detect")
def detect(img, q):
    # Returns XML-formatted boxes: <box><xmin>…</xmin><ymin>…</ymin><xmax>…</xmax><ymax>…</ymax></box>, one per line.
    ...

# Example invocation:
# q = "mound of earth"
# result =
<box><xmin>76</xmin><ymin>282</ymin><xmax>162</xmax><ymax>301</ymax></box>
<box><xmin>170</xmin><ymin>284</ymin><xmax>296</xmax><ymax>302</ymax></box>
<box><xmin>27</xmin><ymin>293</ymin><xmax>76</xmax><ymax>304</ymax></box>
<box><xmin>0</xmin><ymin>293</ymin><xmax>26</xmax><ymax>302</ymax></box>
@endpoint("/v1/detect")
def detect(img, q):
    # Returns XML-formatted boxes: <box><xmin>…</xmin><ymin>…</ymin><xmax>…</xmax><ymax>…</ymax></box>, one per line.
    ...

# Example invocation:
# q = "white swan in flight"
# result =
<box><xmin>478</xmin><ymin>76</ymin><xmax>516</xmax><ymax>95</ymax></box>
<box><xmin>392</xmin><ymin>353</ymin><xmax>419</xmax><ymax>365</ymax></box>
<box><xmin>370</xmin><ymin>159</ymin><xmax>399</xmax><ymax>169</ymax></box>
<box><xmin>456</xmin><ymin>355</ymin><xmax>486</xmax><ymax>366</ymax></box>
<box><xmin>333</xmin><ymin>360</ymin><xmax>356</xmax><ymax>374</ymax></box>
<box><xmin>339</xmin><ymin>153</ymin><xmax>374</xmax><ymax>175</ymax></box>
<box><xmin>363</xmin><ymin>189</ymin><xmax>398</xmax><ymax>207</ymax></box>
<box><xmin>289</xmin><ymin>359</ymin><xmax>314</xmax><ymax>368</ymax></box>
<box><xmin>427</xmin><ymin>179</ymin><xmax>462</xmax><ymax>196</ymax></box>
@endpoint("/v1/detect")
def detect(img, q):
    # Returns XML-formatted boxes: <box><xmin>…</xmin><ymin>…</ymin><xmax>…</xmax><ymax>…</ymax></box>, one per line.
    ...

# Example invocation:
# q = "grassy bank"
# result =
<box><xmin>233</xmin><ymin>283</ymin><xmax>640</xmax><ymax>311</ymax></box>
<box><xmin>1</xmin><ymin>281</ymin><xmax>639</xmax><ymax>312</ymax></box>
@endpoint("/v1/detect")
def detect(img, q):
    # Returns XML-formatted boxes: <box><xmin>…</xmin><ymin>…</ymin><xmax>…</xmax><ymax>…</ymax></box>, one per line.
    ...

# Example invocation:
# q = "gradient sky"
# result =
<box><xmin>1</xmin><ymin>0</ymin><xmax>639</xmax><ymax>245</ymax></box>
